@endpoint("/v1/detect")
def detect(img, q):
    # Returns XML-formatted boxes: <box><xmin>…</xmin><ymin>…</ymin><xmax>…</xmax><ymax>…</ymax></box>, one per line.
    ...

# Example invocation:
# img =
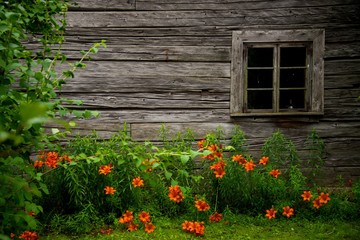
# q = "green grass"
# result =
<box><xmin>42</xmin><ymin>215</ymin><xmax>360</xmax><ymax>240</ymax></box>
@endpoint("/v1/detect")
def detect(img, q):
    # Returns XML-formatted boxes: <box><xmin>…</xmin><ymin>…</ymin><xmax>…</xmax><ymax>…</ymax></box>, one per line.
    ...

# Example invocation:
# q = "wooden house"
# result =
<box><xmin>59</xmin><ymin>0</ymin><xmax>360</xmax><ymax>185</ymax></box>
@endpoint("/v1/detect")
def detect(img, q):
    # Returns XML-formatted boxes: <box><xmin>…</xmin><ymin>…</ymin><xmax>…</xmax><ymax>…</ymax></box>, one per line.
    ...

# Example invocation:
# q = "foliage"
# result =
<box><xmin>0</xmin><ymin>0</ymin><xmax>104</xmax><ymax>238</ymax></box>
<box><xmin>34</xmin><ymin>126</ymin><xmax>360</xmax><ymax>238</ymax></box>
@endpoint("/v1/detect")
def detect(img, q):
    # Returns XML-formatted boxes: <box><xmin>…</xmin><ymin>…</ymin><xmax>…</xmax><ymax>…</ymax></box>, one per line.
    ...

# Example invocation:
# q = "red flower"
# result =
<box><xmin>144</xmin><ymin>222</ymin><xmax>156</xmax><ymax>233</ymax></box>
<box><xmin>265</xmin><ymin>208</ymin><xmax>277</xmax><ymax>220</ymax></box>
<box><xmin>18</xmin><ymin>231</ymin><xmax>38</xmax><ymax>240</ymax></box>
<box><xmin>195</xmin><ymin>200</ymin><xmax>210</xmax><ymax>211</ymax></box>
<box><xmin>301</xmin><ymin>191</ymin><xmax>312</xmax><ymax>201</ymax></box>
<box><xmin>282</xmin><ymin>206</ymin><xmax>294</xmax><ymax>218</ymax></box>
<box><xmin>232</xmin><ymin>154</ymin><xmax>246</xmax><ymax>165</ymax></box>
<box><xmin>168</xmin><ymin>185</ymin><xmax>184</xmax><ymax>203</ymax></box>
<box><xmin>259</xmin><ymin>156</ymin><xmax>269</xmax><ymax>165</ymax></box>
<box><xmin>139</xmin><ymin>211</ymin><xmax>151</xmax><ymax>223</ymax></box>
<box><xmin>269</xmin><ymin>169</ymin><xmax>281</xmax><ymax>178</ymax></box>
<box><xmin>209</xmin><ymin>212</ymin><xmax>223</xmax><ymax>222</ymax></box>
<box><xmin>104</xmin><ymin>186</ymin><xmax>116</xmax><ymax>195</ymax></box>
<box><xmin>99</xmin><ymin>164</ymin><xmax>113</xmax><ymax>175</ymax></box>
<box><xmin>313</xmin><ymin>196</ymin><xmax>322</xmax><ymax>209</ymax></box>
<box><xmin>210</xmin><ymin>160</ymin><xmax>226</xmax><ymax>178</ymax></box>
<box><xmin>118</xmin><ymin>210</ymin><xmax>134</xmax><ymax>224</ymax></box>
<box><xmin>45</xmin><ymin>151</ymin><xmax>59</xmax><ymax>168</ymax></box>
<box><xmin>127</xmin><ymin>222</ymin><xmax>139</xmax><ymax>232</ymax></box>
<box><xmin>182</xmin><ymin>221</ymin><xmax>205</xmax><ymax>236</ymax></box>
<box><xmin>244</xmin><ymin>160</ymin><xmax>255</xmax><ymax>172</ymax></box>
<box><xmin>319</xmin><ymin>192</ymin><xmax>330</xmax><ymax>204</ymax></box>
<box><xmin>100</xmin><ymin>227</ymin><xmax>112</xmax><ymax>235</ymax></box>
<box><xmin>132</xmin><ymin>176</ymin><xmax>144</xmax><ymax>188</ymax></box>
<box><xmin>197</xmin><ymin>139</ymin><xmax>205</xmax><ymax>150</ymax></box>
<box><xmin>193</xmin><ymin>221</ymin><xmax>205</xmax><ymax>236</ymax></box>
<box><xmin>33</xmin><ymin>160</ymin><xmax>44</xmax><ymax>168</ymax></box>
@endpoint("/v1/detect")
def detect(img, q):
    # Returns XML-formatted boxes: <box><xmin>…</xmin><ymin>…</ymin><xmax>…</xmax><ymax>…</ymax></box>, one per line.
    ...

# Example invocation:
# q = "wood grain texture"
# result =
<box><xmin>54</xmin><ymin>0</ymin><xmax>360</xmax><ymax>184</ymax></box>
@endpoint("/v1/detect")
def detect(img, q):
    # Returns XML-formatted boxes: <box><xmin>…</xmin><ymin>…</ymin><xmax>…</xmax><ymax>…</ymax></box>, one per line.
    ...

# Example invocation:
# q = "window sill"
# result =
<box><xmin>230</xmin><ymin>112</ymin><xmax>324</xmax><ymax>117</ymax></box>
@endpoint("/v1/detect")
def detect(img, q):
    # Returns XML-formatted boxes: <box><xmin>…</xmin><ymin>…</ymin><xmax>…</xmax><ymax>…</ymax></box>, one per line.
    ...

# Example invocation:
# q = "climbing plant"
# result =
<box><xmin>0</xmin><ymin>0</ymin><xmax>104</xmax><ymax>237</ymax></box>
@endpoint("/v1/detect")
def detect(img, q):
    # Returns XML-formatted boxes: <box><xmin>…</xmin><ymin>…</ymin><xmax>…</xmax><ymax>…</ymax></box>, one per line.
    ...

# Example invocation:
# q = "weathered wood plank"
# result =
<box><xmin>60</xmin><ymin>61</ymin><xmax>230</xmax><ymax>78</ymax></box>
<box><xmin>60</xmin><ymin>92</ymin><xmax>230</xmax><ymax>109</ymax></box>
<box><xmin>136</xmin><ymin>0</ymin><xmax>359</xmax><ymax>11</ymax></box>
<box><xmin>66</xmin><ymin>5</ymin><xmax>360</xmax><ymax>28</ymax></box>
<box><xmin>130</xmin><ymin>121</ymin><xmax>360</xmax><ymax>141</ymax></box>
<box><xmin>25</xmin><ymin>41</ymin><xmax>359</xmax><ymax>62</ymax></box>
<box><xmin>61</xmin><ymin>76</ymin><xmax>230</xmax><ymax>93</ymax></box>
<box><xmin>44</xmin><ymin>44</ymin><xmax>230</xmax><ymax>62</ymax></box>
<box><xmin>69</xmin><ymin>0</ymin><xmax>135</xmax><ymax>10</ymax></box>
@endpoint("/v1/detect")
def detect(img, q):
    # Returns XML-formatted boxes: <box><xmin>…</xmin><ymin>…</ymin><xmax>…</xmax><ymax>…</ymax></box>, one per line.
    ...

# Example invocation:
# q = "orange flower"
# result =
<box><xmin>99</xmin><ymin>164</ymin><xmax>113</xmax><ymax>175</ymax></box>
<box><xmin>33</xmin><ymin>160</ymin><xmax>44</xmax><ymax>168</ymax></box>
<box><xmin>182</xmin><ymin>220</ymin><xmax>194</xmax><ymax>232</ymax></box>
<box><xmin>313</xmin><ymin>196</ymin><xmax>322</xmax><ymax>209</ymax></box>
<box><xmin>139</xmin><ymin>211</ymin><xmax>151</xmax><ymax>223</ymax></box>
<box><xmin>301</xmin><ymin>191</ymin><xmax>312</xmax><ymax>201</ymax></box>
<box><xmin>319</xmin><ymin>192</ymin><xmax>330</xmax><ymax>204</ymax></box>
<box><xmin>60</xmin><ymin>154</ymin><xmax>72</xmax><ymax>163</ymax></box>
<box><xmin>168</xmin><ymin>185</ymin><xmax>184</xmax><ymax>203</ymax></box>
<box><xmin>144</xmin><ymin>222</ymin><xmax>156</xmax><ymax>233</ymax></box>
<box><xmin>195</xmin><ymin>200</ymin><xmax>210</xmax><ymax>211</ymax></box>
<box><xmin>18</xmin><ymin>231</ymin><xmax>38</xmax><ymax>240</ymax></box>
<box><xmin>197</xmin><ymin>139</ymin><xmax>205</xmax><ymax>150</ymax></box>
<box><xmin>104</xmin><ymin>186</ymin><xmax>116</xmax><ymax>195</ymax></box>
<box><xmin>232</xmin><ymin>154</ymin><xmax>246</xmax><ymax>165</ymax></box>
<box><xmin>118</xmin><ymin>210</ymin><xmax>134</xmax><ymax>224</ymax></box>
<box><xmin>210</xmin><ymin>160</ymin><xmax>226</xmax><ymax>178</ymax></box>
<box><xmin>132</xmin><ymin>176</ymin><xmax>144</xmax><ymax>188</ymax></box>
<box><xmin>100</xmin><ymin>227</ymin><xmax>112</xmax><ymax>235</ymax></box>
<box><xmin>45</xmin><ymin>151</ymin><xmax>59</xmax><ymax>168</ymax></box>
<box><xmin>282</xmin><ymin>206</ymin><xmax>294</xmax><ymax>218</ymax></box>
<box><xmin>259</xmin><ymin>156</ymin><xmax>269</xmax><ymax>165</ymax></box>
<box><xmin>244</xmin><ymin>160</ymin><xmax>255</xmax><ymax>172</ymax></box>
<box><xmin>265</xmin><ymin>208</ymin><xmax>277</xmax><ymax>220</ymax></box>
<box><xmin>269</xmin><ymin>169</ymin><xmax>281</xmax><ymax>178</ymax></box>
<box><xmin>127</xmin><ymin>222</ymin><xmax>139</xmax><ymax>232</ymax></box>
<box><xmin>193</xmin><ymin>221</ymin><xmax>205</xmax><ymax>236</ymax></box>
<box><xmin>209</xmin><ymin>212</ymin><xmax>223</xmax><ymax>222</ymax></box>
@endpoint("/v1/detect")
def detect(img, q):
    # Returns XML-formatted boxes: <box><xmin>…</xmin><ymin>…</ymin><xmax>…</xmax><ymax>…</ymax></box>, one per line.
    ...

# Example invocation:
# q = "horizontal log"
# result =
<box><xmin>66</xmin><ymin>5</ymin><xmax>359</xmax><ymax>28</ymax></box>
<box><xmin>60</xmin><ymin>91</ymin><xmax>230</xmax><ymax>109</ymax></box>
<box><xmin>25</xmin><ymin>41</ymin><xmax>359</xmax><ymax>62</ymax></box>
<box><xmin>69</xmin><ymin>0</ymin><xmax>135</xmax><ymax>10</ymax></box>
<box><xmin>60</xmin><ymin>61</ymin><xmax>230</xmax><ymax>78</ymax></box>
<box><xmin>60</xmin><ymin>76</ymin><xmax>230</xmax><ymax>93</ymax></box>
<box><xmin>130</xmin><ymin>121</ymin><xmax>360</xmax><ymax>141</ymax></box>
<box><xmin>136</xmin><ymin>0</ymin><xmax>359</xmax><ymax>11</ymax></box>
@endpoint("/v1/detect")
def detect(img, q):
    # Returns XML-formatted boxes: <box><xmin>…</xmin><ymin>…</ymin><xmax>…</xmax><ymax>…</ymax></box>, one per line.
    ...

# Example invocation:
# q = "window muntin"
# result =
<box><xmin>230</xmin><ymin>29</ymin><xmax>324</xmax><ymax>116</ymax></box>
<box><xmin>245</xmin><ymin>43</ymin><xmax>310</xmax><ymax>112</ymax></box>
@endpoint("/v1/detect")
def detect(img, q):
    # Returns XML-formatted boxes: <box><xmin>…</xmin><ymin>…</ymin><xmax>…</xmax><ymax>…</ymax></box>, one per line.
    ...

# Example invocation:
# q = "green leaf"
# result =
<box><xmin>180</xmin><ymin>155</ymin><xmax>190</xmax><ymax>165</ymax></box>
<box><xmin>69</xmin><ymin>121</ymin><xmax>76</xmax><ymax>127</ymax></box>
<box><xmin>165</xmin><ymin>171</ymin><xmax>172</xmax><ymax>180</ymax></box>
<box><xmin>117</xmin><ymin>159</ymin><xmax>125</xmax><ymax>165</ymax></box>
<box><xmin>152</xmin><ymin>162</ymin><xmax>160</xmax><ymax>169</ymax></box>
<box><xmin>171</xmin><ymin>180</ymin><xmax>178</xmax><ymax>186</ymax></box>
<box><xmin>51</xmin><ymin>128</ymin><xmax>60</xmax><ymax>135</ymax></box>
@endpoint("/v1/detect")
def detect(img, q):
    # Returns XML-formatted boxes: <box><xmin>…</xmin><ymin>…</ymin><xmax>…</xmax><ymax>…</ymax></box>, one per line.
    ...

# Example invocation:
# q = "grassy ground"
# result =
<box><xmin>42</xmin><ymin>215</ymin><xmax>360</xmax><ymax>240</ymax></box>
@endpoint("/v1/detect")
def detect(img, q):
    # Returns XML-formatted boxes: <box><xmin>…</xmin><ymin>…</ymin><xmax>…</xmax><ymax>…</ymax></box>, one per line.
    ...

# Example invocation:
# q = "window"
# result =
<box><xmin>230</xmin><ymin>29</ymin><xmax>325</xmax><ymax>116</ymax></box>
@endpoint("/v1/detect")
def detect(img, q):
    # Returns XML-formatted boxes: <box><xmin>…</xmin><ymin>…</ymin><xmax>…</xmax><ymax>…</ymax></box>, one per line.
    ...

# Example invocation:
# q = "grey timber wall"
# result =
<box><xmin>59</xmin><ymin>0</ymin><xmax>360</xmax><ymax>185</ymax></box>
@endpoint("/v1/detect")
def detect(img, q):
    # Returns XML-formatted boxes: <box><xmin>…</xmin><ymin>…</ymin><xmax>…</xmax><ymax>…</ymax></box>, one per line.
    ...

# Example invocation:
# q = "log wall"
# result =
<box><xmin>58</xmin><ymin>0</ymin><xmax>360</xmax><ymax>185</ymax></box>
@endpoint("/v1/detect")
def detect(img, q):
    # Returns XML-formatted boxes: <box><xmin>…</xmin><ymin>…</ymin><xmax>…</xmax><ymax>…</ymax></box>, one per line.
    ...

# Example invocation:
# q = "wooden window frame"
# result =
<box><xmin>230</xmin><ymin>29</ymin><xmax>325</xmax><ymax>117</ymax></box>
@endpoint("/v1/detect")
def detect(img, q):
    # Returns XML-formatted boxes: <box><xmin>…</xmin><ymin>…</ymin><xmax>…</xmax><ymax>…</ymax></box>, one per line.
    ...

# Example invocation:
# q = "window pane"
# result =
<box><xmin>248</xmin><ymin>90</ymin><xmax>273</xmax><ymax>109</ymax></box>
<box><xmin>248</xmin><ymin>48</ymin><xmax>273</xmax><ymax>67</ymax></box>
<box><xmin>280</xmin><ymin>69</ymin><xmax>306</xmax><ymax>88</ymax></box>
<box><xmin>279</xmin><ymin>90</ymin><xmax>305</xmax><ymax>109</ymax></box>
<box><xmin>280</xmin><ymin>47</ymin><xmax>306</xmax><ymax>67</ymax></box>
<box><xmin>248</xmin><ymin>69</ymin><xmax>273</xmax><ymax>88</ymax></box>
